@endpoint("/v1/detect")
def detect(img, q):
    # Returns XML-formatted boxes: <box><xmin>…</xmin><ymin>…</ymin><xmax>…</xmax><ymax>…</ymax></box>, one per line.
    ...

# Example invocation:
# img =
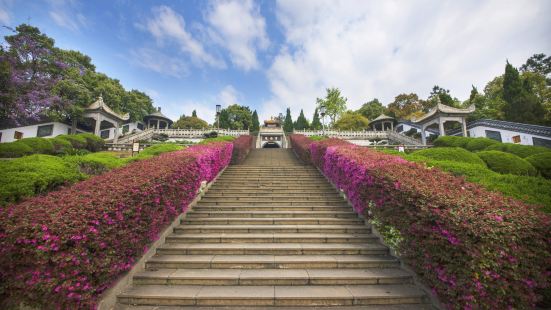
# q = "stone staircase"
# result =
<box><xmin>116</xmin><ymin>149</ymin><xmax>430</xmax><ymax>308</ymax></box>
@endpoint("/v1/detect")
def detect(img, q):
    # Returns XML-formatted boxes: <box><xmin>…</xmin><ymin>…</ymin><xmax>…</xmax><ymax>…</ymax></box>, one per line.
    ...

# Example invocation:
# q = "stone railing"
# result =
<box><xmin>387</xmin><ymin>131</ymin><xmax>422</xmax><ymax>145</ymax></box>
<box><xmin>293</xmin><ymin>129</ymin><xmax>422</xmax><ymax>145</ymax></box>
<box><xmin>116</xmin><ymin>128</ymin><xmax>249</xmax><ymax>143</ymax></box>
<box><xmin>116</xmin><ymin>128</ymin><xmax>155</xmax><ymax>143</ymax></box>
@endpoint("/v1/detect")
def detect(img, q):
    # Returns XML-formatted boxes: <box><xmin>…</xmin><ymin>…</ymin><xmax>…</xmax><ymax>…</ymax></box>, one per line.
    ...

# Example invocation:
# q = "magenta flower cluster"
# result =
<box><xmin>231</xmin><ymin>135</ymin><xmax>253</xmax><ymax>164</ymax></box>
<box><xmin>0</xmin><ymin>141</ymin><xmax>233</xmax><ymax>309</ymax></box>
<box><xmin>290</xmin><ymin>134</ymin><xmax>551</xmax><ymax>309</ymax></box>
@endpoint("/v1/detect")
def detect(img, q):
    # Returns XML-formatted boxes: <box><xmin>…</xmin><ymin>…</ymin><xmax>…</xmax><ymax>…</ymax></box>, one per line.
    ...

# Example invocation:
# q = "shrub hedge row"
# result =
<box><xmin>289</xmin><ymin>134</ymin><xmax>315</xmax><ymax>163</ymax></box>
<box><xmin>231</xmin><ymin>135</ymin><xmax>253</xmax><ymax>164</ymax></box>
<box><xmin>291</xmin><ymin>134</ymin><xmax>550</xmax><ymax>309</ymax></box>
<box><xmin>413</xmin><ymin>147</ymin><xmax>486</xmax><ymax>166</ymax></box>
<box><xmin>526</xmin><ymin>152</ymin><xmax>551</xmax><ymax>179</ymax></box>
<box><xmin>477</xmin><ymin>150</ymin><xmax>537</xmax><ymax>176</ymax></box>
<box><xmin>433</xmin><ymin>135</ymin><xmax>551</xmax><ymax>157</ymax></box>
<box><xmin>0</xmin><ymin>141</ymin><xmax>233</xmax><ymax>308</ymax></box>
<box><xmin>0</xmin><ymin>133</ymin><xmax>105</xmax><ymax>158</ymax></box>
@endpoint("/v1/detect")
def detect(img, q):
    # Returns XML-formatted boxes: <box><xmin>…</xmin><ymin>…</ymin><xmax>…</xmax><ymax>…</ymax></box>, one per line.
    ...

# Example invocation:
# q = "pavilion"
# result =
<box><xmin>370</xmin><ymin>114</ymin><xmax>396</xmax><ymax>131</ymax></box>
<box><xmin>144</xmin><ymin>107</ymin><xmax>173</xmax><ymax>129</ymax></box>
<box><xmin>412</xmin><ymin>101</ymin><xmax>475</xmax><ymax>145</ymax></box>
<box><xmin>83</xmin><ymin>96</ymin><xmax>129</xmax><ymax>143</ymax></box>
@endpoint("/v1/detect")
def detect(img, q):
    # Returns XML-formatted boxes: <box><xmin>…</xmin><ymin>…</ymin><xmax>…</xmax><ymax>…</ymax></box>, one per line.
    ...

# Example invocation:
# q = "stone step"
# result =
<box><xmin>181</xmin><ymin>218</ymin><xmax>364</xmax><ymax>226</ymax></box>
<box><xmin>208</xmin><ymin>185</ymin><xmax>336</xmax><ymax>191</ymax></box>
<box><xmin>156</xmin><ymin>243</ymin><xmax>388</xmax><ymax>255</ymax></box>
<box><xmin>165</xmin><ymin>233</ymin><xmax>378</xmax><ymax>244</ymax></box>
<box><xmin>117</xmin><ymin>284</ymin><xmax>426</xmax><ymax>306</ymax></box>
<box><xmin>115</xmin><ymin>305</ymin><xmax>431</xmax><ymax>310</ymax></box>
<box><xmin>200</xmin><ymin>196</ymin><xmax>343</xmax><ymax>201</ymax></box>
<box><xmin>203</xmin><ymin>189</ymin><xmax>338</xmax><ymax>194</ymax></box>
<box><xmin>132</xmin><ymin>268</ymin><xmax>413</xmax><ymax>286</ymax></box>
<box><xmin>186</xmin><ymin>210</ymin><xmax>357</xmax><ymax>218</ymax></box>
<box><xmin>174</xmin><ymin>225</ymin><xmax>371</xmax><ymax>234</ymax></box>
<box><xmin>197</xmin><ymin>201</ymin><xmax>347</xmax><ymax>206</ymax></box>
<box><xmin>145</xmin><ymin>255</ymin><xmax>400</xmax><ymax>269</ymax></box>
<box><xmin>202</xmin><ymin>192</ymin><xmax>341</xmax><ymax>198</ymax></box>
<box><xmin>194</xmin><ymin>206</ymin><xmax>348</xmax><ymax>212</ymax></box>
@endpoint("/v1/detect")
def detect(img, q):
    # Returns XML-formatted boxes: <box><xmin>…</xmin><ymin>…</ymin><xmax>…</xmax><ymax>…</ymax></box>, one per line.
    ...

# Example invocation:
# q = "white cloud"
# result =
<box><xmin>145</xmin><ymin>5</ymin><xmax>225</xmax><ymax>68</ymax></box>
<box><xmin>48</xmin><ymin>0</ymin><xmax>87</xmax><ymax>32</ymax></box>
<box><xmin>217</xmin><ymin>85</ymin><xmax>240</xmax><ymax>107</ymax></box>
<box><xmin>206</xmin><ymin>0</ymin><xmax>269</xmax><ymax>70</ymax></box>
<box><xmin>262</xmin><ymin>0</ymin><xmax>551</xmax><ymax>121</ymax></box>
<box><xmin>0</xmin><ymin>8</ymin><xmax>10</xmax><ymax>25</ymax></box>
<box><xmin>129</xmin><ymin>48</ymin><xmax>189</xmax><ymax>78</ymax></box>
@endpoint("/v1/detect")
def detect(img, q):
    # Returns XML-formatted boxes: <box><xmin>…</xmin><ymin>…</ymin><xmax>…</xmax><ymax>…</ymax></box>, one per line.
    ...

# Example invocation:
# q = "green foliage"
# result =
<box><xmin>311</xmin><ymin>108</ymin><xmax>322</xmax><ymax>130</ymax></box>
<box><xmin>218</xmin><ymin>104</ymin><xmax>253</xmax><ymax>130</ymax></box>
<box><xmin>65</xmin><ymin>152</ymin><xmax>126</xmax><ymax>175</ymax></box>
<box><xmin>18</xmin><ymin>137</ymin><xmax>54</xmax><ymax>154</ymax></box>
<box><xmin>294</xmin><ymin>109</ymin><xmax>309</xmax><ymax>130</ymax></box>
<box><xmin>357</xmin><ymin>98</ymin><xmax>384</xmax><ymax>120</ymax></box>
<box><xmin>78</xmin><ymin>133</ymin><xmax>105</xmax><ymax>152</ymax></box>
<box><xmin>485</xmin><ymin>142</ymin><xmax>551</xmax><ymax>158</ymax></box>
<box><xmin>251</xmin><ymin>110</ymin><xmax>260</xmax><ymax>132</ymax></box>
<box><xmin>316</xmin><ymin>87</ymin><xmax>347</xmax><ymax>124</ymax></box>
<box><xmin>333</xmin><ymin>112</ymin><xmax>369</xmax><ymax>130</ymax></box>
<box><xmin>173</xmin><ymin>115</ymin><xmax>209</xmax><ymax>129</ymax></box>
<box><xmin>526</xmin><ymin>152</ymin><xmax>551</xmax><ymax>179</ymax></box>
<box><xmin>464</xmin><ymin>137</ymin><xmax>499</xmax><ymax>151</ymax></box>
<box><xmin>199</xmin><ymin>136</ymin><xmax>235</xmax><ymax>145</ymax></box>
<box><xmin>477</xmin><ymin>150</ymin><xmax>537</xmax><ymax>176</ymax></box>
<box><xmin>503</xmin><ymin>61</ymin><xmax>545</xmax><ymax>125</ymax></box>
<box><xmin>433</xmin><ymin>136</ymin><xmax>470</xmax><ymax>148</ymax></box>
<box><xmin>192</xmin><ymin>110</ymin><xmax>197</xmax><ymax>117</ymax></box>
<box><xmin>386</xmin><ymin>93</ymin><xmax>423</xmax><ymax>120</ymax></box>
<box><xmin>413</xmin><ymin>147</ymin><xmax>486</xmax><ymax>166</ymax></box>
<box><xmin>0</xmin><ymin>141</ymin><xmax>33</xmax><ymax>158</ymax></box>
<box><xmin>56</xmin><ymin>134</ymin><xmax>87</xmax><ymax>149</ymax></box>
<box><xmin>283</xmin><ymin>107</ymin><xmax>294</xmax><ymax>132</ymax></box>
<box><xmin>50</xmin><ymin>136</ymin><xmax>74</xmax><ymax>155</ymax></box>
<box><xmin>0</xmin><ymin>155</ymin><xmax>83</xmax><ymax>204</ymax></box>
<box><xmin>132</xmin><ymin>144</ymin><xmax>185</xmax><ymax>160</ymax></box>
<box><xmin>309</xmin><ymin>135</ymin><xmax>327</xmax><ymax>141</ymax></box>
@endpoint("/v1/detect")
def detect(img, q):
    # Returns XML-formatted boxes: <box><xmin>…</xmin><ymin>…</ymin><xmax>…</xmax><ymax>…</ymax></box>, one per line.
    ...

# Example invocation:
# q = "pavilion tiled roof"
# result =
<box><xmin>85</xmin><ymin>96</ymin><xmax>129</xmax><ymax>121</ymax></box>
<box><xmin>413</xmin><ymin>103</ymin><xmax>475</xmax><ymax>123</ymax></box>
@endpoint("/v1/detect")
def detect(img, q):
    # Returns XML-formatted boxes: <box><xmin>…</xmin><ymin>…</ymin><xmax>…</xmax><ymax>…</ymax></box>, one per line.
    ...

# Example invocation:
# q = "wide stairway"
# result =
<box><xmin>117</xmin><ymin>149</ymin><xmax>429</xmax><ymax>308</ymax></box>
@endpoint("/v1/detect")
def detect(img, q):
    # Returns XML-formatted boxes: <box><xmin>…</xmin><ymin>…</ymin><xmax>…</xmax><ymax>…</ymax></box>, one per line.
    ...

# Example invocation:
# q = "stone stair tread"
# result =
<box><xmin>116</xmin><ymin>305</ymin><xmax>430</xmax><ymax>310</ymax></box>
<box><xmin>148</xmin><ymin>254</ymin><xmax>398</xmax><ymax>264</ymax></box>
<box><xmin>159</xmin><ymin>243</ymin><xmax>387</xmax><ymax>250</ymax></box>
<box><xmin>188</xmin><ymin>211</ymin><xmax>355</xmax><ymax>215</ymax></box>
<box><xmin>167</xmin><ymin>233</ymin><xmax>376</xmax><ymax>239</ymax></box>
<box><xmin>177</xmin><ymin>224</ymin><xmax>369</xmax><ymax>229</ymax></box>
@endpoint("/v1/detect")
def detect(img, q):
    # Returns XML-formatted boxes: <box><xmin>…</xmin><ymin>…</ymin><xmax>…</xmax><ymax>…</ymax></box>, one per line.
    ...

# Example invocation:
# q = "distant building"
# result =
<box><xmin>448</xmin><ymin>119</ymin><xmax>551</xmax><ymax>148</ymax></box>
<box><xmin>0</xmin><ymin>120</ymin><xmax>87</xmax><ymax>143</ymax></box>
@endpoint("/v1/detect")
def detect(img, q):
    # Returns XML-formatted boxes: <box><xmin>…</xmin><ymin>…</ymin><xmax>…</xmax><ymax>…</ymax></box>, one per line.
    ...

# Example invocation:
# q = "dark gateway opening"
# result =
<box><xmin>263</xmin><ymin>142</ymin><xmax>280</xmax><ymax>148</ymax></box>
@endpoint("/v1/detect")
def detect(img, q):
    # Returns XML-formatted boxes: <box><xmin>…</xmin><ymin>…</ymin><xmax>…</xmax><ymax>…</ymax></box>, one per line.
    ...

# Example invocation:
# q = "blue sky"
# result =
<box><xmin>1</xmin><ymin>0</ymin><xmax>550</xmax><ymax>124</ymax></box>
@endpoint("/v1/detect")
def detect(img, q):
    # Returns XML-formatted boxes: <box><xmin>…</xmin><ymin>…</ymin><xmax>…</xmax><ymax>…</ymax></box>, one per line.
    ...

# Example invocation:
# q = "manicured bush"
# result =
<box><xmin>464</xmin><ymin>137</ymin><xmax>499</xmax><ymax>152</ymax></box>
<box><xmin>289</xmin><ymin>134</ymin><xmax>315</xmax><ymax>163</ymax></box>
<box><xmin>18</xmin><ymin>137</ymin><xmax>55</xmax><ymax>154</ymax></box>
<box><xmin>309</xmin><ymin>135</ymin><xmax>327</xmax><ymax>141</ymax></box>
<box><xmin>485</xmin><ymin>143</ymin><xmax>551</xmax><ymax>158</ymax></box>
<box><xmin>0</xmin><ymin>155</ymin><xmax>83</xmax><ymax>205</ymax></box>
<box><xmin>130</xmin><ymin>144</ymin><xmax>185</xmax><ymax>161</ymax></box>
<box><xmin>526</xmin><ymin>152</ymin><xmax>551</xmax><ymax>179</ymax></box>
<box><xmin>199</xmin><ymin>135</ymin><xmax>235</xmax><ymax>144</ymax></box>
<box><xmin>0</xmin><ymin>142</ymin><xmax>233</xmax><ymax>308</ymax></box>
<box><xmin>66</xmin><ymin>152</ymin><xmax>126</xmax><ymax>175</ymax></box>
<box><xmin>57</xmin><ymin>134</ymin><xmax>88</xmax><ymax>150</ymax></box>
<box><xmin>309</xmin><ymin>138</ymin><xmax>352</xmax><ymax>168</ymax></box>
<box><xmin>50</xmin><ymin>137</ymin><xmax>74</xmax><ymax>155</ymax></box>
<box><xmin>77</xmin><ymin>133</ymin><xmax>105</xmax><ymax>152</ymax></box>
<box><xmin>310</xmin><ymin>141</ymin><xmax>550</xmax><ymax>309</ymax></box>
<box><xmin>433</xmin><ymin>136</ymin><xmax>470</xmax><ymax>148</ymax></box>
<box><xmin>413</xmin><ymin>147</ymin><xmax>486</xmax><ymax>166</ymax></box>
<box><xmin>231</xmin><ymin>135</ymin><xmax>253</xmax><ymax>164</ymax></box>
<box><xmin>0</xmin><ymin>141</ymin><xmax>33</xmax><ymax>158</ymax></box>
<box><xmin>477</xmin><ymin>150</ymin><xmax>537</xmax><ymax>176</ymax></box>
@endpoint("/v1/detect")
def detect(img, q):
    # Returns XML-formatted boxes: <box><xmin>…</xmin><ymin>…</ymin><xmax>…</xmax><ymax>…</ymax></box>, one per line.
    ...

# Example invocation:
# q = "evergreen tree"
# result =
<box><xmin>503</xmin><ymin>61</ymin><xmax>545</xmax><ymax>124</ymax></box>
<box><xmin>311</xmin><ymin>108</ymin><xmax>322</xmax><ymax>130</ymax></box>
<box><xmin>283</xmin><ymin>107</ymin><xmax>294</xmax><ymax>132</ymax></box>
<box><xmin>251</xmin><ymin>110</ymin><xmax>260</xmax><ymax>132</ymax></box>
<box><xmin>468</xmin><ymin>85</ymin><xmax>478</xmax><ymax>103</ymax></box>
<box><xmin>192</xmin><ymin>110</ymin><xmax>197</xmax><ymax>117</ymax></box>
<box><xmin>218</xmin><ymin>109</ymin><xmax>230</xmax><ymax>129</ymax></box>
<box><xmin>294</xmin><ymin>109</ymin><xmax>309</xmax><ymax>130</ymax></box>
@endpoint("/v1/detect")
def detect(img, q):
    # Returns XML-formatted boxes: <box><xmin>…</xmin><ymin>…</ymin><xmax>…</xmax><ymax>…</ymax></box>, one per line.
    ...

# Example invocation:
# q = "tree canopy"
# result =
<box><xmin>310</xmin><ymin>108</ymin><xmax>322</xmax><ymax>130</ymax></box>
<box><xmin>251</xmin><ymin>110</ymin><xmax>260</xmax><ymax>132</ymax></box>
<box><xmin>357</xmin><ymin>99</ymin><xmax>384</xmax><ymax>120</ymax></box>
<box><xmin>294</xmin><ymin>109</ymin><xmax>309</xmax><ymax>130</ymax></box>
<box><xmin>333</xmin><ymin>112</ymin><xmax>369</xmax><ymax>130</ymax></box>
<box><xmin>283</xmin><ymin>107</ymin><xmax>294</xmax><ymax>132</ymax></box>
<box><xmin>218</xmin><ymin>104</ymin><xmax>253</xmax><ymax>130</ymax></box>
<box><xmin>316</xmin><ymin>87</ymin><xmax>347</xmax><ymax>125</ymax></box>
<box><xmin>173</xmin><ymin>115</ymin><xmax>209</xmax><ymax>129</ymax></box>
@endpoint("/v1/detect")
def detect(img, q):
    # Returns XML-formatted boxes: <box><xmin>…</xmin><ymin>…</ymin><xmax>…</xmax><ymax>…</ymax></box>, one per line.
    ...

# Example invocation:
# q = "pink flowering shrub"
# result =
<box><xmin>294</xmin><ymin>135</ymin><xmax>550</xmax><ymax>308</ymax></box>
<box><xmin>289</xmin><ymin>134</ymin><xmax>315</xmax><ymax>163</ymax></box>
<box><xmin>0</xmin><ymin>141</ymin><xmax>233</xmax><ymax>309</ymax></box>
<box><xmin>231</xmin><ymin>135</ymin><xmax>253</xmax><ymax>164</ymax></box>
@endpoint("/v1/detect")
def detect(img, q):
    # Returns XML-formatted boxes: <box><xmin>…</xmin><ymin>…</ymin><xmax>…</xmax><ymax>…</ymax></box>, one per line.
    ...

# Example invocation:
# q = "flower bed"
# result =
<box><xmin>292</xmin><ymin>135</ymin><xmax>550</xmax><ymax>308</ymax></box>
<box><xmin>289</xmin><ymin>134</ymin><xmax>315</xmax><ymax>163</ymax></box>
<box><xmin>0</xmin><ymin>141</ymin><xmax>233</xmax><ymax>308</ymax></box>
<box><xmin>231</xmin><ymin>135</ymin><xmax>253</xmax><ymax>164</ymax></box>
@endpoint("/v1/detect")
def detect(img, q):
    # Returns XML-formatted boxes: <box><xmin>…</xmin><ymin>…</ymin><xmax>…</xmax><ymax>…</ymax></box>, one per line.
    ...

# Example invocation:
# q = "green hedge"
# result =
<box><xmin>78</xmin><ymin>133</ymin><xmax>105</xmax><ymax>152</ymax></box>
<box><xmin>65</xmin><ymin>152</ymin><xmax>127</xmax><ymax>175</ymax></box>
<box><xmin>50</xmin><ymin>137</ymin><xmax>74</xmax><ymax>155</ymax></box>
<box><xmin>56</xmin><ymin>134</ymin><xmax>88</xmax><ymax>150</ymax></box>
<box><xmin>0</xmin><ymin>133</ymin><xmax>106</xmax><ymax>158</ymax></box>
<box><xmin>130</xmin><ymin>144</ymin><xmax>185</xmax><ymax>161</ymax></box>
<box><xmin>0</xmin><ymin>141</ymin><xmax>33</xmax><ymax>158</ymax></box>
<box><xmin>477</xmin><ymin>151</ymin><xmax>537</xmax><ymax>176</ymax></box>
<box><xmin>18</xmin><ymin>137</ymin><xmax>54</xmax><ymax>154</ymax></box>
<box><xmin>464</xmin><ymin>137</ymin><xmax>499</xmax><ymax>151</ymax></box>
<box><xmin>526</xmin><ymin>152</ymin><xmax>551</xmax><ymax>179</ymax></box>
<box><xmin>199</xmin><ymin>136</ymin><xmax>235</xmax><ymax>144</ymax></box>
<box><xmin>485</xmin><ymin>143</ymin><xmax>551</xmax><ymax>158</ymax></box>
<box><xmin>0</xmin><ymin>155</ymin><xmax>84</xmax><ymax>205</ymax></box>
<box><xmin>413</xmin><ymin>147</ymin><xmax>486</xmax><ymax>166</ymax></box>
<box><xmin>432</xmin><ymin>136</ymin><xmax>470</xmax><ymax>148</ymax></box>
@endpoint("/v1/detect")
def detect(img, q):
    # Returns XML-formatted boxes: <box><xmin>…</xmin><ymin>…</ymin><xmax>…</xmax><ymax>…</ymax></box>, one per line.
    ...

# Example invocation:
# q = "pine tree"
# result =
<box><xmin>251</xmin><ymin>110</ymin><xmax>260</xmax><ymax>132</ymax></box>
<box><xmin>311</xmin><ymin>108</ymin><xmax>321</xmax><ymax>130</ymax></box>
<box><xmin>503</xmin><ymin>61</ymin><xmax>545</xmax><ymax>124</ymax></box>
<box><xmin>283</xmin><ymin>107</ymin><xmax>294</xmax><ymax>132</ymax></box>
<box><xmin>294</xmin><ymin>109</ymin><xmax>309</xmax><ymax>130</ymax></box>
<box><xmin>192</xmin><ymin>110</ymin><xmax>197</xmax><ymax>117</ymax></box>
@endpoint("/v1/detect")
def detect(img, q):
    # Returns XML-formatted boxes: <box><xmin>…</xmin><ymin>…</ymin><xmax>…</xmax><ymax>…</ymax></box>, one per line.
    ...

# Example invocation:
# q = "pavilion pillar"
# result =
<box><xmin>94</xmin><ymin>115</ymin><xmax>102</xmax><ymax>136</ymax></box>
<box><xmin>421</xmin><ymin>125</ymin><xmax>427</xmax><ymax>145</ymax></box>
<box><xmin>390</xmin><ymin>122</ymin><xmax>394</xmax><ymax>131</ymax></box>
<box><xmin>438</xmin><ymin>119</ymin><xmax>445</xmax><ymax>137</ymax></box>
<box><xmin>156</xmin><ymin>120</ymin><xmax>159</xmax><ymax>129</ymax></box>
<box><xmin>462</xmin><ymin>119</ymin><xmax>468</xmax><ymax>137</ymax></box>
<box><xmin>113</xmin><ymin>121</ymin><xmax>120</xmax><ymax>143</ymax></box>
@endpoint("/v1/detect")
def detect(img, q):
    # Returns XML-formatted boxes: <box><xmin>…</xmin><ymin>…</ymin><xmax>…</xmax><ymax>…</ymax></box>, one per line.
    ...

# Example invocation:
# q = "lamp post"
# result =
<box><xmin>319</xmin><ymin>105</ymin><xmax>326</xmax><ymax>136</ymax></box>
<box><xmin>216</xmin><ymin>104</ymin><xmax>221</xmax><ymax>130</ymax></box>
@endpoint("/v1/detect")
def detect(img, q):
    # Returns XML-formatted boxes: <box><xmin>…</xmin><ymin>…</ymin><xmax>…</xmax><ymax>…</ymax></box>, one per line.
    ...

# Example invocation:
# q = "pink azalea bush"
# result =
<box><xmin>0</xmin><ymin>141</ymin><xmax>233</xmax><ymax>309</ymax></box>
<box><xmin>289</xmin><ymin>134</ymin><xmax>314</xmax><ymax>163</ymax></box>
<box><xmin>231</xmin><ymin>135</ymin><xmax>253</xmax><ymax>164</ymax></box>
<box><xmin>294</xmin><ymin>135</ymin><xmax>551</xmax><ymax>309</ymax></box>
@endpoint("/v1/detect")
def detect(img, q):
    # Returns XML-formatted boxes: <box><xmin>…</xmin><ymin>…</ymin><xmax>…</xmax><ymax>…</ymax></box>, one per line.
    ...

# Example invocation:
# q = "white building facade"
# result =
<box><xmin>0</xmin><ymin>122</ymin><xmax>87</xmax><ymax>143</ymax></box>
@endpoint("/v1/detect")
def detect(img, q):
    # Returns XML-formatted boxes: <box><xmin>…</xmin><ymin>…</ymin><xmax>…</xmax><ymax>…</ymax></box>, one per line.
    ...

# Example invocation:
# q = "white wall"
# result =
<box><xmin>0</xmin><ymin>122</ymin><xmax>78</xmax><ymax>143</ymax></box>
<box><xmin>468</xmin><ymin>125</ymin><xmax>551</xmax><ymax>146</ymax></box>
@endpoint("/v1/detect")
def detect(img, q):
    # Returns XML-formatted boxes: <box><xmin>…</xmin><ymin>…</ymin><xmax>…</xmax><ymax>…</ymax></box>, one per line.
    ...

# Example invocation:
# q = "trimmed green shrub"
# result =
<box><xmin>432</xmin><ymin>136</ymin><xmax>470</xmax><ymax>148</ymax></box>
<box><xmin>309</xmin><ymin>135</ymin><xmax>327</xmax><ymax>141</ymax></box>
<box><xmin>0</xmin><ymin>141</ymin><xmax>33</xmax><ymax>158</ymax></box>
<box><xmin>0</xmin><ymin>155</ymin><xmax>83</xmax><ymax>204</ymax></box>
<box><xmin>526</xmin><ymin>152</ymin><xmax>551</xmax><ymax>179</ymax></box>
<box><xmin>464</xmin><ymin>137</ymin><xmax>499</xmax><ymax>152</ymax></box>
<box><xmin>65</xmin><ymin>152</ymin><xmax>126</xmax><ymax>175</ymax></box>
<box><xmin>477</xmin><ymin>150</ymin><xmax>537</xmax><ymax>176</ymax></box>
<box><xmin>130</xmin><ymin>144</ymin><xmax>185</xmax><ymax>161</ymax></box>
<box><xmin>199</xmin><ymin>136</ymin><xmax>235</xmax><ymax>144</ymax></box>
<box><xmin>78</xmin><ymin>133</ymin><xmax>105</xmax><ymax>152</ymax></box>
<box><xmin>485</xmin><ymin>143</ymin><xmax>551</xmax><ymax>158</ymax></box>
<box><xmin>18</xmin><ymin>137</ymin><xmax>54</xmax><ymax>154</ymax></box>
<box><xmin>57</xmin><ymin>134</ymin><xmax>88</xmax><ymax>149</ymax></box>
<box><xmin>50</xmin><ymin>137</ymin><xmax>74</xmax><ymax>155</ymax></box>
<box><xmin>413</xmin><ymin>147</ymin><xmax>486</xmax><ymax>166</ymax></box>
